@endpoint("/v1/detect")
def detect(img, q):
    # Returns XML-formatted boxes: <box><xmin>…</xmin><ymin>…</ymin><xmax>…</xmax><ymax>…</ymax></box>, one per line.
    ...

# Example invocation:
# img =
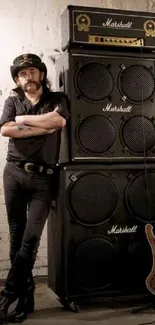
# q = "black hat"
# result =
<box><xmin>10</xmin><ymin>53</ymin><xmax>47</xmax><ymax>81</ymax></box>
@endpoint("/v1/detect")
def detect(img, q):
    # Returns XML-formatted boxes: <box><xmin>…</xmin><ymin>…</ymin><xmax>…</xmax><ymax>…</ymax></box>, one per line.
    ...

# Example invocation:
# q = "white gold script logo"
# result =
<box><xmin>103</xmin><ymin>18</ymin><xmax>132</xmax><ymax>29</ymax></box>
<box><xmin>102</xmin><ymin>103</ymin><xmax>132</xmax><ymax>112</ymax></box>
<box><xmin>108</xmin><ymin>225</ymin><xmax>138</xmax><ymax>235</ymax></box>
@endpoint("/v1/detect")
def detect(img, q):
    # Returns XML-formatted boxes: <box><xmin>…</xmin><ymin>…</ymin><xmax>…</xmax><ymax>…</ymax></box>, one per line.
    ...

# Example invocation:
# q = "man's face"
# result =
<box><xmin>15</xmin><ymin>67</ymin><xmax>44</xmax><ymax>93</ymax></box>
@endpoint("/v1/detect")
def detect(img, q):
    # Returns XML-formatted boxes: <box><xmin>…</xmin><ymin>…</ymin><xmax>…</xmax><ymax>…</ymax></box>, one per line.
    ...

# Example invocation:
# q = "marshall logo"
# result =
<box><xmin>102</xmin><ymin>103</ymin><xmax>132</xmax><ymax>112</ymax></box>
<box><xmin>102</xmin><ymin>18</ymin><xmax>132</xmax><ymax>29</ymax></box>
<box><xmin>108</xmin><ymin>225</ymin><xmax>138</xmax><ymax>235</ymax></box>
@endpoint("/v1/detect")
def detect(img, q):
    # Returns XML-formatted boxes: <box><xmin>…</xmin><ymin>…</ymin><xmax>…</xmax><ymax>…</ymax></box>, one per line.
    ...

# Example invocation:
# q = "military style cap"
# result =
<box><xmin>10</xmin><ymin>53</ymin><xmax>47</xmax><ymax>81</ymax></box>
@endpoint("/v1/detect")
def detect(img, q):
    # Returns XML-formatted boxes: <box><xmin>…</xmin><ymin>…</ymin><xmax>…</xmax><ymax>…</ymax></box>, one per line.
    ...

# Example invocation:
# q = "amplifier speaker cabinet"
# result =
<box><xmin>48</xmin><ymin>164</ymin><xmax>154</xmax><ymax>304</ymax></box>
<box><xmin>57</xmin><ymin>48</ymin><xmax>155</xmax><ymax>163</ymax></box>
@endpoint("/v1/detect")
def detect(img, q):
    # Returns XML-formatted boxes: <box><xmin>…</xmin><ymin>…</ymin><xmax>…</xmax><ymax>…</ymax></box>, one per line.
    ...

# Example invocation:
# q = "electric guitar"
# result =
<box><xmin>145</xmin><ymin>223</ymin><xmax>155</xmax><ymax>295</ymax></box>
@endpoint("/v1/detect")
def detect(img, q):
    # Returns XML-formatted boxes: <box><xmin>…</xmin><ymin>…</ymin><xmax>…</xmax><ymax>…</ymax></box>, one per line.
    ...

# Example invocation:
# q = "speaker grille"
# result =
<box><xmin>119</xmin><ymin>65</ymin><xmax>155</xmax><ymax>102</ymax></box>
<box><xmin>126</xmin><ymin>241</ymin><xmax>152</xmax><ymax>291</ymax></box>
<box><xmin>77</xmin><ymin>115</ymin><xmax>116</xmax><ymax>154</ymax></box>
<box><xmin>70</xmin><ymin>237</ymin><xmax>118</xmax><ymax>292</ymax></box>
<box><xmin>122</xmin><ymin>116</ymin><xmax>155</xmax><ymax>154</ymax></box>
<box><xmin>68</xmin><ymin>172</ymin><xmax>118</xmax><ymax>225</ymax></box>
<box><xmin>126</xmin><ymin>171</ymin><xmax>155</xmax><ymax>222</ymax></box>
<box><xmin>75</xmin><ymin>62</ymin><xmax>114</xmax><ymax>101</ymax></box>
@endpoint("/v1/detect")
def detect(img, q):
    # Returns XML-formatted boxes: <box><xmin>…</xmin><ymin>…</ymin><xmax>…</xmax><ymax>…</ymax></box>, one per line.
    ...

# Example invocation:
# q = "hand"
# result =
<box><xmin>15</xmin><ymin>115</ymin><xmax>25</xmax><ymax>124</ymax></box>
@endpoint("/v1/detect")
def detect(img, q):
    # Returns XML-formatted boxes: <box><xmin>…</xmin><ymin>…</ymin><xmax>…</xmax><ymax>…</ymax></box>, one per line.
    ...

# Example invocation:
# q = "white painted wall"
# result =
<box><xmin>0</xmin><ymin>0</ymin><xmax>154</xmax><ymax>278</ymax></box>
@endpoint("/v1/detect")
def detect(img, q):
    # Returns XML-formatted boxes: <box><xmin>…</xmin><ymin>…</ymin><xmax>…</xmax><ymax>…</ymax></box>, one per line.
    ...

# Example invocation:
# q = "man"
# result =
<box><xmin>0</xmin><ymin>53</ymin><xmax>69</xmax><ymax>323</ymax></box>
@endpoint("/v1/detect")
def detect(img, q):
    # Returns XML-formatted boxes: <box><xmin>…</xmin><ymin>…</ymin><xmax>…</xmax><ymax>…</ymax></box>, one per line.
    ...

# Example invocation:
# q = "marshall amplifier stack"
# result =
<box><xmin>48</xmin><ymin>5</ymin><xmax>155</xmax><ymax>310</ymax></box>
<box><xmin>61</xmin><ymin>5</ymin><xmax>155</xmax><ymax>50</ymax></box>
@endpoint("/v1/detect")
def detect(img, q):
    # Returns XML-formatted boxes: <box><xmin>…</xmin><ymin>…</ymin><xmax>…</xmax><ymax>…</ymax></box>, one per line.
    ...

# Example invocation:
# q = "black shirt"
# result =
<box><xmin>0</xmin><ymin>87</ymin><xmax>69</xmax><ymax>166</ymax></box>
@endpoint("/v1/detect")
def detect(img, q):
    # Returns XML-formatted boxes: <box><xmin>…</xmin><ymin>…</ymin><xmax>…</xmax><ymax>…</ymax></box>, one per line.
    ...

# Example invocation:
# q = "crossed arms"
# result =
<box><xmin>1</xmin><ymin>110</ymin><xmax>66</xmax><ymax>138</ymax></box>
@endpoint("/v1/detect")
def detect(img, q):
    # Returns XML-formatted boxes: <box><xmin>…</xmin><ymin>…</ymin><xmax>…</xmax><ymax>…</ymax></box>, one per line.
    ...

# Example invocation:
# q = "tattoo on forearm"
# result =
<box><xmin>16</xmin><ymin>125</ymin><xmax>32</xmax><ymax>131</ymax></box>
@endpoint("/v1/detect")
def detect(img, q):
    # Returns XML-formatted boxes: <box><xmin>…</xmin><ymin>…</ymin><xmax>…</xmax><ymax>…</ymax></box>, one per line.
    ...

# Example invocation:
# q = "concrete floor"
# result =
<box><xmin>3</xmin><ymin>279</ymin><xmax>155</xmax><ymax>325</ymax></box>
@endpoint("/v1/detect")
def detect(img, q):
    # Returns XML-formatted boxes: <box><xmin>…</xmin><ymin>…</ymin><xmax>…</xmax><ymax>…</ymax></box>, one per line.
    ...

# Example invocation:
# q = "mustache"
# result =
<box><xmin>25</xmin><ymin>80</ymin><xmax>39</xmax><ymax>87</ymax></box>
<box><xmin>23</xmin><ymin>80</ymin><xmax>41</xmax><ymax>91</ymax></box>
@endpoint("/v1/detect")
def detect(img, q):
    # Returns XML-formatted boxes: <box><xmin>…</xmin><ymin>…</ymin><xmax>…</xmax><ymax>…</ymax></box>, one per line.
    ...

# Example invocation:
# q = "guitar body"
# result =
<box><xmin>145</xmin><ymin>223</ymin><xmax>155</xmax><ymax>295</ymax></box>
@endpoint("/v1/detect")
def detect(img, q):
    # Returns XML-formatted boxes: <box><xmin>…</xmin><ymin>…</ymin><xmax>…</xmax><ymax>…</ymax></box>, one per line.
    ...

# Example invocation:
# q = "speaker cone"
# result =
<box><xmin>75</xmin><ymin>62</ymin><xmax>114</xmax><ymax>101</ymax></box>
<box><xmin>69</xmin><ymin>236</ymin><xmax>119</xmax><ymax>292</ymax></box>
<box><xmin>126</xmin><ymin>171</ymin><xmax>155</xmax><ymax>222</ymax></box>
<box><xmin>119</xmin><ymin>64</ymin><xmax>155</xmax><ymax>103</ymax></box>
<box><xmin>77</xmin><ymin>115</ymin><xmax>116</xmax><ymax>154</ymax></box>
<box><xmin>121</xmin><ymin>116</ymin><xmax>155</xmax><ymax>154</ymax></box>
<box><xmin>67</xmin><ymin>172</ymin><xmax>118</xmax><ymax>226</ymax></box>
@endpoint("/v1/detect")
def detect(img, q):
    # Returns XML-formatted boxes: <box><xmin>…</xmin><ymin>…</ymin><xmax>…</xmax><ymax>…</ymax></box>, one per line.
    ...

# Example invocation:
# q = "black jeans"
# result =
<box><xmin>2</xmin><ymin>161</ymin><xmax>54</xmax><ymax>299</ymax></box>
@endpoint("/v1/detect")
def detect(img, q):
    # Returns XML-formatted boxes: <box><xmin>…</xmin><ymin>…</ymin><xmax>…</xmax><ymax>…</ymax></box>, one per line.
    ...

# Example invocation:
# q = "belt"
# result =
<box><xmin>12</xmin><ymin>161</ymin><xmax>54</xmax><ymax>175</ymax></box>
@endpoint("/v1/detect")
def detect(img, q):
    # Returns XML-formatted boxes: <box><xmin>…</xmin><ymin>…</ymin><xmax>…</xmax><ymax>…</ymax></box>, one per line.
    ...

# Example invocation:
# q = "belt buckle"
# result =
<box><xmin>24</xmin><ymin>163</ymin><xmax>44</xmax><ymax>173</ymax></box>
<box><xmin>24</xmin><ymin>163</ymin><xmax>34</xmax><ymax>173</ymax></box>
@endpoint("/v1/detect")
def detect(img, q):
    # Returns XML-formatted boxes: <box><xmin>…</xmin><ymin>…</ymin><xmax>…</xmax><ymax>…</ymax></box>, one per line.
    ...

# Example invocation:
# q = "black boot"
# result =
<box><xmin>7</xmin><ymin>276</ymin><xmax>35</xmax><ymax>323</ymax></box>
<box><xmin>0</xmin><ymin>291</ymin><xmax>17</xmax><ymax>324</ymax></box>
<box><xmin>7</xmin><ymin>288</ymin><xmax>35</xmax><ymax>323</ymax></box>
